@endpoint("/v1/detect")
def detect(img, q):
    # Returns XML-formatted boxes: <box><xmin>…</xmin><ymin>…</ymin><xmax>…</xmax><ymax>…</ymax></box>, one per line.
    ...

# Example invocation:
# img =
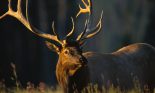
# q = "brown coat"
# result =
<box><xmin>56</xmin><ymin>43</ymin><xmax>155</xmax><ymax>93</ymax></box>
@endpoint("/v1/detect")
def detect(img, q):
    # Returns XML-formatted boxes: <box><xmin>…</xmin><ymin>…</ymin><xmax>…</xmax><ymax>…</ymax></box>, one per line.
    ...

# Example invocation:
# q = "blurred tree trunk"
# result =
<box><xmin>0</xmin><ymin>0</ymin><xmax>78</xmax><ymax>87</ymax></box>
<box><xmin>144</xmin><ymin>0</ymin><xmax>155</xmax><ymax>47</ymax></box>
<box><xmin>0</xmin><ymin>0</ymin><xmax>59</xmax><ymax>87</ymax></box>
<box><xmin>37</xmin><ymin>0</ymin><xmax>58</xmax><ymax>86</ymax></box>
<box><xmin>84</xmin><ymin>0</ymin><xmax>149</xmax><ymax>53</ymax></box>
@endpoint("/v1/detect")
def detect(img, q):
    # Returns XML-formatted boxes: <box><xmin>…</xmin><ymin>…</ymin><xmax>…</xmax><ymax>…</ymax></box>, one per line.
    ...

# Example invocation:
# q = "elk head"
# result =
<box><xmin>44</xmin><ymin>0</ymin><xmax>103</xmax><ymax>77</ymax></box>
<box><xmin>0</xmin><ymin>0</ymin><xmax>103</xmax><ymax>91</ymax></box>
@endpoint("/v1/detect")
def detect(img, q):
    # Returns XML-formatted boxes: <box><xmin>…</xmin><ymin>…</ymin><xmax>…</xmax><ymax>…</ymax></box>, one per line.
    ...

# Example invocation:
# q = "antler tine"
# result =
<box><xmin>25</xmin><ymin>0</ymin><xmax>61</xmax><ymax>44</ymax></box>
<box><xmin>76</xmin><ymin>0</ymin><xmax>91</xmax><ymax>18</ymax></box>
<box><xmin>65</xmin><ymin>17</ymin><xmax>75</xmax><ymax>38</ymax></box>
<box><xmin>0</xmin><ymin>0</ymin><xmax>62</xmax><ymax>45</ymax></box>
<box><xmin>0</xmin><ymin>0</ymin><xmax>13</xmax><ymax>20</ymax></box>
<box><xmin>81</xmin><ymin>11</ymin><xmax>103</xmax><ymax>41</ymax></box>
<box><xmin>17</xmin><ymin>0</ymin><xmax>22</xmax><ymax>13</ymax></box>
<box><xmin>52</xmin><ymin>21</ymin><xmax>57</xmax><ymax>35</ymax></box>
<box><xmin>51</xmin><ymin>21</ymin><xmax>61</xmax><ymax>41</ymax></box>
<box><xmin>76</xmin><ymin>19</ymin><xmax>88</xmax><ymax>41</ymax></box>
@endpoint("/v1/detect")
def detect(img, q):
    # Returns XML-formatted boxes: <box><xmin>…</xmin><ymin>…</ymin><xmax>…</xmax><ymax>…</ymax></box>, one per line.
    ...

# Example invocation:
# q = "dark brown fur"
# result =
<box><xmin>56</xmin><ymin>43</ymin><xmax>155</xmax><ymax>93</ymax></box>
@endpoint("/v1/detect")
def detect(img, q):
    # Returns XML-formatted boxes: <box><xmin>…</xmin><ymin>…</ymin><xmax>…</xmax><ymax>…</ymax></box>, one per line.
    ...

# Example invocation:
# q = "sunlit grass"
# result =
<box><xmin>0</xmin><ymin>87</ymin><xmax>63</xmax><ymax>93</ymax></box>
<box><xmin>0</xmin><ymin>63</ymin><xmax>154</xmax><ymax>93</ymax></box>
<box><xmin>0</xmin><ymin>81</ymin><xmax>155</xmax><ymax>93</ymax></box>
<box><xmin>0</xmin><ymin>85</ymin><xmax>154</xmax><ymax>93</ymax></box>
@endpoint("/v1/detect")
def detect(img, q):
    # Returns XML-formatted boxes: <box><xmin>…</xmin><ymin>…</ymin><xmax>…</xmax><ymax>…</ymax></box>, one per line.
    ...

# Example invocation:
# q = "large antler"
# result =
<box><xmin>76</xmin><ymin>0</ymin><xmax>103</xmax><ymax>42</ymax></box>
<box><xmin>0</xmin><ymin>0</ymin><xmax>62</xmax><ymax>45</ymax></box>
<box><xmin>65</xmin><ymin>17</ymin><xmax>75</xmax><ymax>39</ymax></box>
<box><xmin>76</xmin><ymin>0</ymin><xmax>91</xmax><ymax>17</ymax></box>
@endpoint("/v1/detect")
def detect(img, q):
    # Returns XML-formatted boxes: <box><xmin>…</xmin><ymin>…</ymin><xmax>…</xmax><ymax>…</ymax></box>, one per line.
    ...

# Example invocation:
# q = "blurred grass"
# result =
<box><xmin>0</xmin><ymin>78</ymin><xmax>155</xmax><ymax>93</ymax></box>
<box><xmin>0</xmin><ymin>63</ymin><xmax>154</xmax><ymax>93</ymax></box>
<box><xmin>0</xmin><ymin>85</ymin><xmax>154</xmax><ymax>93</ymax></box>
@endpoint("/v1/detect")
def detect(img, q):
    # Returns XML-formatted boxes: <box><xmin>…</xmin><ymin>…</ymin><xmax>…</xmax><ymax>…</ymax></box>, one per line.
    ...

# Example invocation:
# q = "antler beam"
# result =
<box><xmin>0</xmin><ymin>0</ymin><xmax>62</xmax><ymax>45</ymax></box>
<box><xmin>76</xmin><ymin>0</ymin><xmax>103</xmax><ymax>42</ymax></box>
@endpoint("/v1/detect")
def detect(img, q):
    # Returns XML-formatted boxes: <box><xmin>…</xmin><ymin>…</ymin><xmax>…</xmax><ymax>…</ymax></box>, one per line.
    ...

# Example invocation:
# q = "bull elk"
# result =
<box><xmin>1</xmin><ymin>0</ymin><xmax>155</xmax><ymax>93</ymax></box>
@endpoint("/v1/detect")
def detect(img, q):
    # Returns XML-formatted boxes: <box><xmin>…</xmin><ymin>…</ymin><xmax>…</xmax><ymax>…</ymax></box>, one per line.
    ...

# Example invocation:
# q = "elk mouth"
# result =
<box><xmin>70</xmin><ymin>63</ymin><xmax>82</xmax><ymax>70</ymax></box>
<box><xmin>63</xmin><ymin>60</ymin><xmax>87</xmax><ymax>76</ymax></box>
<box><xmin>68</xmin><ymin>63</ymin><xmax>82</xmax><ymax>76</ymax></box>
<box><xmin>69</xmin><ymin>60</ymin><xmax>87</xmax><ymax>70</ymax></box>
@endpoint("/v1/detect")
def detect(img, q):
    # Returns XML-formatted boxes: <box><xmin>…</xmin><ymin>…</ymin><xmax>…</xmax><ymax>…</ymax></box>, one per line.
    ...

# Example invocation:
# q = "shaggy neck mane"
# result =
<box><xmin>56</xmin><ymin>58</ymin><xmax>90</xmax><ymax>93</ymax></box>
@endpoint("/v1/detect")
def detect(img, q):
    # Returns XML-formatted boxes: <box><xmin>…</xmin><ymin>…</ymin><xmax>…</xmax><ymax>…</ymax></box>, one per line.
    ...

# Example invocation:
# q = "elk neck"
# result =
<box><xmin>56</xmin><ymin>53</ymin><xmax>90</xmax><ymax>92</ymax></box>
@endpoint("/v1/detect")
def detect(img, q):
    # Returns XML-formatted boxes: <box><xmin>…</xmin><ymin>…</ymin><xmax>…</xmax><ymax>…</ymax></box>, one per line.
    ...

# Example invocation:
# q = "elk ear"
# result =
<box><xmin>45</xmin><ymin>41</ymin><xmax>60</xmax><ymax>53</ymax></box>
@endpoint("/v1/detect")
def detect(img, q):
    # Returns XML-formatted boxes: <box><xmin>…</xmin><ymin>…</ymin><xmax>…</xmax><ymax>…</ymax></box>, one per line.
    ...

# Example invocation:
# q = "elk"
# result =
<box><xmin>1</xmin><ymin>0</ymin><xmax>155</xmax><ymax>93</ymax></box>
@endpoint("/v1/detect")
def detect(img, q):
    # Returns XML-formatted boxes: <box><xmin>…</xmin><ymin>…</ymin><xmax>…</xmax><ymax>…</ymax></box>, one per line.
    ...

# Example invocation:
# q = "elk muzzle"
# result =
<box><xmin>68</xmin><ymin>56</ymin><xmax>88</xmax><ymax>76</ymax></box>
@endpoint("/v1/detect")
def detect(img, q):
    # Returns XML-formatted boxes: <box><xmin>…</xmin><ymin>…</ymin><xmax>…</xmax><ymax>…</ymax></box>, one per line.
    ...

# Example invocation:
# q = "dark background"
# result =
<box><xmin>0</xmin><ymin>0</ymin><xmax>154</xmax><ymax>87</ymax></box>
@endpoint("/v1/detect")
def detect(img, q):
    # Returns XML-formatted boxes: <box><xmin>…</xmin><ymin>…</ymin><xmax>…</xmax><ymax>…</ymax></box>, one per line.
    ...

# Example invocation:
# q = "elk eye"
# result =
<box><xmin>64</xmin><ymin>50</ymin><xmax>69</xmax><ymax>54</ymax></box>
